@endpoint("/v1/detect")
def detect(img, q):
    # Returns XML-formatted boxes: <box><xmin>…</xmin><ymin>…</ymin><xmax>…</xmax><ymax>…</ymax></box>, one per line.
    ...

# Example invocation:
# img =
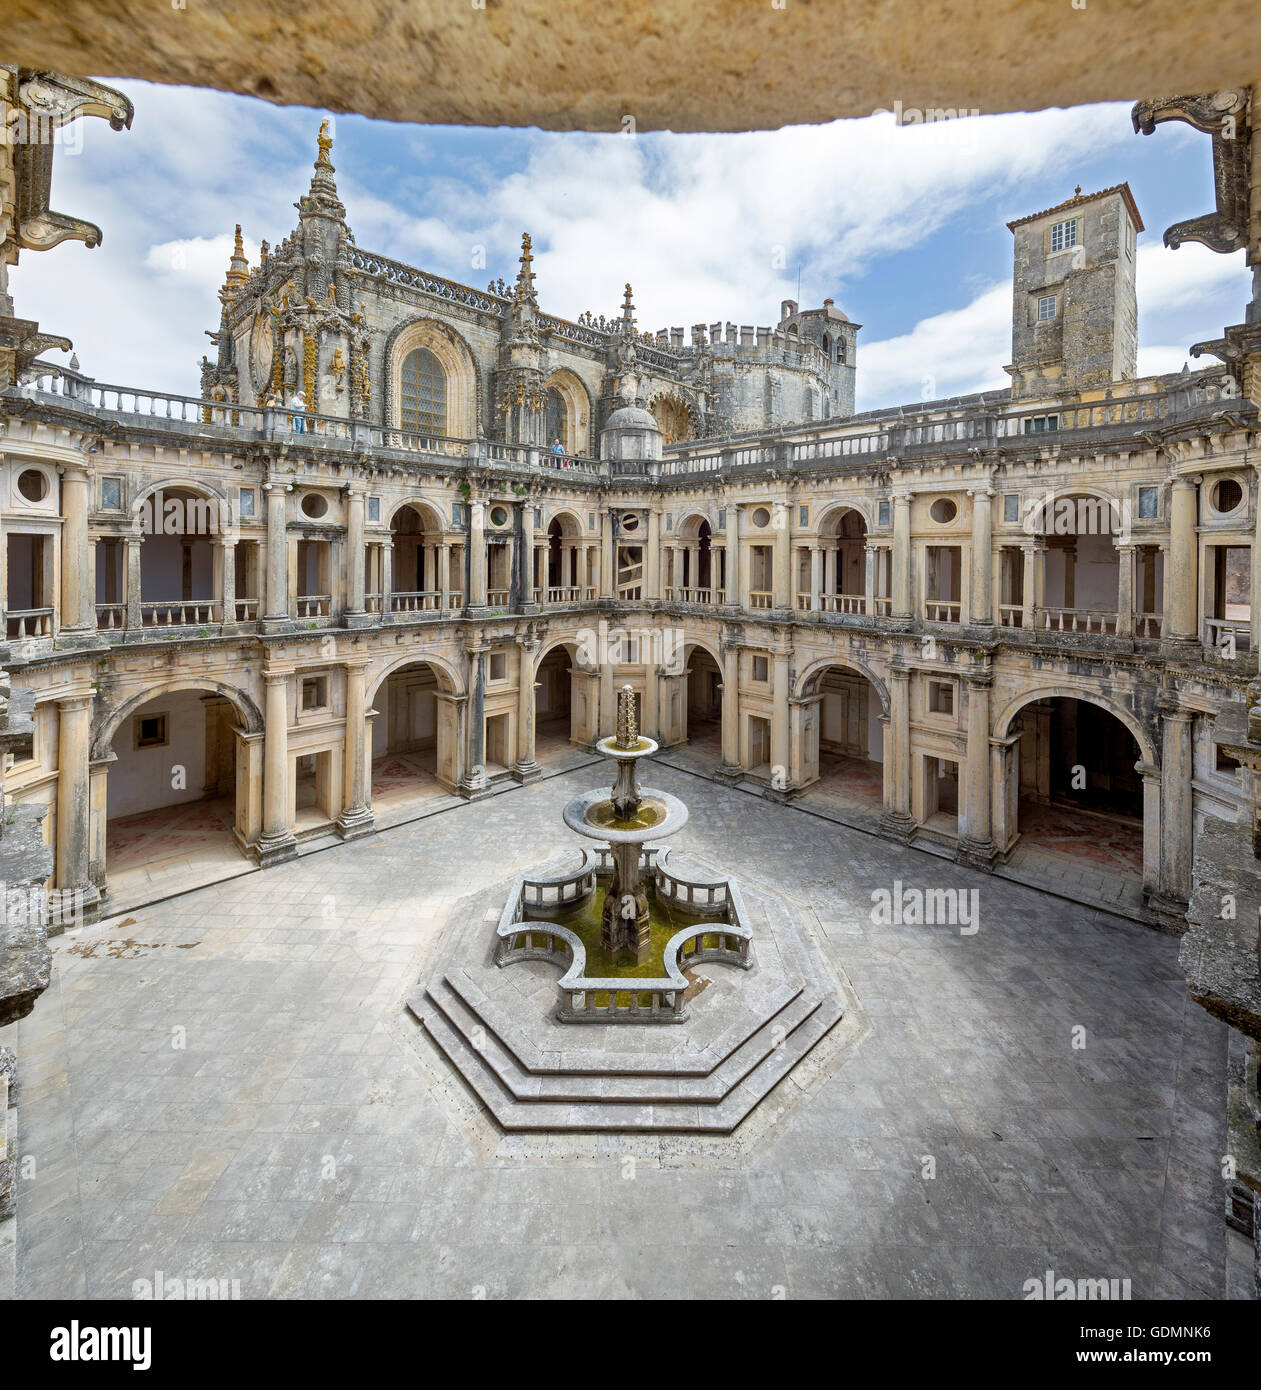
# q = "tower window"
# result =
<box><xmin>1037</xmin><ymin>295</ymin><xmax>1057</xmax><ymax>322</ymax></box>
<box><xmin>400</xmin><ymin>347</ymin><xmax>446</xmax><ymax>435</ymax></box>
<box><xmin>1049</xmin><ymin>218</ymin><xmax>1078</xmax><ymax>252</ymax></box>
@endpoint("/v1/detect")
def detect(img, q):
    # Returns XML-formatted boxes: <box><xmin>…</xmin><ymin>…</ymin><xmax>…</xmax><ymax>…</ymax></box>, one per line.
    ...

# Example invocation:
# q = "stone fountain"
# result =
<box><xmin>561</xmin><ymin>684</ymin><xmax>689</xmax><ymax>963</ymax></box>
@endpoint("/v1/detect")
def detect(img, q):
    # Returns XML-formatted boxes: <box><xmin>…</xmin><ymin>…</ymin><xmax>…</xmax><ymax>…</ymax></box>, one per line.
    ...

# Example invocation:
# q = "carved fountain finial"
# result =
<box><xmin>615</xmin><ymin>683</ymin><xmax>638</xmax><ymax>751</ymax></box>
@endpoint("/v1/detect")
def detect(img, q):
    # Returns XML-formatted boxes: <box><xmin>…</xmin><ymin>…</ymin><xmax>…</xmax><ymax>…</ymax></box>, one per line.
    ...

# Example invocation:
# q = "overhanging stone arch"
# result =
<box><xmin>384</xmin><ymin>316</ymin><xmax>480</xmax><ymax>438</ymax></box>
<box><xmin>365</xmin><ymin>648</ymin><xmax>464</xmax><ymax>708</ymax></box>
<box><xmin>128</xmin><ymin>476</ymin><xmax>234</xmax><ymax>537</ymax></box>
<box><xmin>796</xmin><ymin>654</ymin><xmax>890</xmax><ymax>719</ymax></box>
<box><xmin>92</xmin><ymin>676</ymin><xmax>263</xmax><ymax>760</ymax></box>
<box><xmin>993</xmin><ymin>683</ymin><xmax>1157</xmax><ymax>767</ymax></box>
<box><xmin>814</xmin><ymin>499</ymin><xmax>874</xmax><ymax>535</ymax></box>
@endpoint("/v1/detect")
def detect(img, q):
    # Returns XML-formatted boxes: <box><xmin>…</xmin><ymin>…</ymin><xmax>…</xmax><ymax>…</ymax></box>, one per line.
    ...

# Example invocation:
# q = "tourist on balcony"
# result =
<box><xmin>289</xmin><ymin>390</ymin><xmax>307</xmax><ymax>432</ymax></box>
<box><xmin>551</xmin><ymin>437</ymin><xmax>566</xmax><ymax>468</ymax></box>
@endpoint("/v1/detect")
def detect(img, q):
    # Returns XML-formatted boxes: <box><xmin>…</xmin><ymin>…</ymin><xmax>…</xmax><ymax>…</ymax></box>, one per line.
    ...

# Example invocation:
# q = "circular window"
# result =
<box><xmin>17</xmin><ymin>469</ymin><xmax>48</xmax><ymax>503</ymax></box>
<box><xmin>1212</xmin><ymin>478</ymin><xmax>1243</xmax><ymax>513</ymax></box>
<box><xmin>752</xmin><ymin>506</ymin><xmax>771</xmax><ymax>528</ymax></box>
<box><xmin>930</xmin><ymin>497</ymin><xmax>958</xmax><ymax>524</ymax></box>
<box><xmin>489</xmin><ymin>505</ymin><xmax>509</xmax><ymax>527</ymax></box>
<box><xmin>620</xmin><ymin>512</ymin><xmax>640</xmax><ymax>533</ymax></box>
<box><xmin>300</xmin><ymin>493</ymin><xmax>329</xmax><ymax>520</ymax></box>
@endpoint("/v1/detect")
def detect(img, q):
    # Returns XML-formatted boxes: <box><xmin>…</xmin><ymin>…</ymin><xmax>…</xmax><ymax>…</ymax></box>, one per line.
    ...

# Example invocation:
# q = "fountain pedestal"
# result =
<box><xmin>602</xmin><ymin>841</ymin><xmax>650</xmax><ymax>959</ymax></box>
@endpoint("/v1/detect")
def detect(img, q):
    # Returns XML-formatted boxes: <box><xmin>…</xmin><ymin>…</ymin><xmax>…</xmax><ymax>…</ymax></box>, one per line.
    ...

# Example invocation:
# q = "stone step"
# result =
<box><xmin>417</xmin><ymin>984</ymin><xmax>846</xmax><ymax>1134</ymax></box>
<box><xmin>423</xmin><ymin>972</ymin><xmax>827</xmax><ymax>1104</ymax></box>
<box><xmin>437</xmin><ymin>964</ymin><xmax>809</xmax><ymax>1078</ymax></box>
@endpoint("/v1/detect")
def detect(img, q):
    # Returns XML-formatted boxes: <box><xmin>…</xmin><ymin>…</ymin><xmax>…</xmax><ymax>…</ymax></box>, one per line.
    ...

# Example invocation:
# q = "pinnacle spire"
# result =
<box><xmin>224</xmin><ymin>223</ymin><xmax>249</xmax><ymax>293</ymax></box>
<box><xmin>514</xmin><ymin>231</ymin><xmax>537</xmax><ymax>303</ymax></box>
<box><xmin>315</xmin><ymin>117</ymin><xmax>334</xmax><ymax>173</ymax></box>
<box><xmin>621</xmin><ymin>282</ymin><xmax>636</xmax><ymax>330</ymax></box>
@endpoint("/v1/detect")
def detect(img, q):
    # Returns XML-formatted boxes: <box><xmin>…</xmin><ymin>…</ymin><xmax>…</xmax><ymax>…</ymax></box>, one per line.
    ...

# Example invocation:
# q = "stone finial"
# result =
<box><xmin>615</xmin><ymin>683</ymin><xmax>638</xmax><ymax>750</ymax></box>
<box><xmin>316</xmin><ymin>117</ymin><xmax>334</xmax><ymax>171</ymax></box>
<box><xmin>224</xmin><ymin>223</ymin><xmax>249</xmax><ymax>292</ymax></box>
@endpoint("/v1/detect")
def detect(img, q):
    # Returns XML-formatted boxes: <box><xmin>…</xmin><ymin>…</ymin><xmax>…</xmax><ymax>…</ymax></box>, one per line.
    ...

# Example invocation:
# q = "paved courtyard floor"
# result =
<box><xmin>3</xmin><ymin>763</ymin><xmax>1243</xmax><ymax>1299</ymax></box>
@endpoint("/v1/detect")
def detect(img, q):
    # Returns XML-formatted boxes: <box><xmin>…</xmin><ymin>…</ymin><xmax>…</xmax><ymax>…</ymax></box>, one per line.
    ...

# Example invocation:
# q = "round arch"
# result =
<box><xmin>677</xmin><ymin>511</ymin><xmax>714</xmax><ymax>540</ymax></box>
<box><xmin>128</xmin><ymin>477</ymin><xmax>234</xmax><ymax>537</ymax></box>
<box><xmin>92</xmin><ymin>678</ymin><xmax>263</xmax><ymax>762</ymax></box>
<box><xmin>815</xmin><ymin>500</ymin><xmax>873</xmax><ymax>535</ymax></box>
<box><xmin>545</xmin><ymin>506</ymin><xmax>585</xmax><ymax>537</ymax></box>
<box><xmin>1020</xmin><ymin>486</ymin><xmax>1128</xmax><ymax>541</ymax></box>
<box><xmin>533</xmin><ymin>634</ymin><xmax>584</xmax><ymax>676</ymax></box>
<box><xmin>385</xmin><ymin>317</ymin><xmax>479</xmax><ymax>438</ymax></box>
<box><xmin>993</xmin><ymin>684</ymin><xmax>1158</xmax><ymax>767</ymax></box>
<box><xmin>796</xmin><ymin>656</ymin><xmax>890</xmax><ymax>719</ymax></box>
<box><xmin>543</xmin><ymin>369</ymin><xmax>593</xmax><ymax>456</ymax></box>
<box><xmin>388</xmin><ymin>498</ymin><xmax>447</xmax><ymax>532</ymax></box>
<box><xmin>681</xmin><ymin>632</ymin><xmax>724</xmax><ymax>669</ymax></box>
<box><xmin>366</xmin><ymin>650</ymin><xmax>464</xmax><ymax>708</ymax></box>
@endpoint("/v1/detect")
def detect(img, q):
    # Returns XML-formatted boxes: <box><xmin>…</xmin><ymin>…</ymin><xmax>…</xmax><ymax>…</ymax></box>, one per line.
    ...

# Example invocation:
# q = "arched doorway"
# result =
<box><xmin>1005</xmin><ymin>696</ymin><xmax>1145</xmax><ymax>886</ymax></box>
<box><xmin>137</xmin><ymin>486</ymin><xmax>221</xmax><ymax>626</ymax></box>
<box><xmin>534</xmin><ymin>645</ymin><xmax>576</xmax><ymax>764</ymax></box>
<box><xmin>103</xmin><ymin>686</ymin><xmax>252</xmax><ymax>903</ymax></box>
<box><xmin>389</xmin><ymin>503</ymin><xmax>445</xmax><ymax>613</ymax></box>
<box><xmin>674</xmin><ymin>515</ymin><xmax>717</xmax><ymax>601</ymax></box>
<box><xmin>816</xmin><ymin>506</ymin><xmax>868</xmax><ymax>614</ymax></box>
<box><xmin>683</xmin><ymin>643</ymin><xmax>723</xmax><ymax>768</ymax></box>
<box><xmin>800</xmin><ymin>662</ymin><xmax>885</xmax><ymax>816</ymax></box>
<box><xmin>546</xmin><ymin>513</ymin><xmax>584</xmax><ymax>602</ymax></box>
<box><xmin>370</xmin><ymin>659</ymin><xmax>454</xmax><ymax>815</ymax></box>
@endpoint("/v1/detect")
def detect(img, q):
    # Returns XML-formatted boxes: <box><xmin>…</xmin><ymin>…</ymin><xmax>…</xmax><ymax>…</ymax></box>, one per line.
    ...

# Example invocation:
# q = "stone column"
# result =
<box><xmin>55</xmin><ymin>693</ymin><xmax>100</xmax><ymax>919</ymax></box>
<box><xmin>1115</xmin><ymin>543</ymin><xmax>1135</xmax><ymax>637</ymax></box>
<box><xmin>1020</xmin><ymin>540</ymin><xmax>1043</xmax><ymax>630</ymax></box>
<box><xmin>810</xmin><ymin>546</ymin><xmax>823</xmax><ymax>611</ymax></box>
<box><xmin>125</xmin><ymin>536</ymin><xmax>142</xmax><ymax>631</ymax></box>
<box><xmin>439</xmin><ymin>540</ymin><xmax>452</xmax><ymax>612</ymax></box>
<box><xmin>468</xmin><ymin>501</ymin><xmax>488</xmax><ymax>609</ymax></box>
<box><xmin>1153</xmin><ymin>703</ymin><xmax>1194</xmax><ymax>917</ymax></box>
<box><xmin>337</xmin><ymin>662</ymin><xmax>373</xmax><ymax>839</ymax></box>
<box><xmin>599</xmin><ymin>509</ymin><xmax>614</xmax><ymax>598</ymax></box>
<box><xmin>958</xmin><ymin>671</ymin><xmax>995</xmax><ymax>867</ymax></box>
<box><xmin>517</xmin><ymin>504</ymin><xmax>536</xmax><ymax>613</ymax></box>
<box><xmin>262</xmin><ymin>480</ymin><xmax>291</xmax><ymax>630</ymax></box>
<box><xmin>864</xmin><ymin>543</ymin><xmax>877</xmax><ymax>613</ymax></box>
<box><xmin>736</xmin><ymin>509</ymin><xmax>752</xmax><ymax>610</ymax></box>
<box><xmin>646</xmin><ymin>505</ymin><xmax>662</xmax><ymax>601</ymax></box>
<box><xmin>217</xmin><ymin>536</ymin><xmax>236</xmax><ymax>625</ymax></box>
<box><xmin>462</xmin><ymin>644</ymin><xmax>491</xmax><ymax>796</ymax></box>
<box><xmin>58</xmin><ymin>464</ymin><xmax>95</xmax><ymax>639</ymax></box>
<box><xmin>892</xmin><ymin>492</ymin><xmax>912</xmax><ymax>619</ymax></box>
<box><xmin>880</xmin><ymin>666</ymin><xmax>914</xmax><ymax>839</ymax></box>
<box><xmin>772</xmin><ymin>503</ymin><xmax>791</xmax><ymax>610</ymax></box>
<box><xmin>256</xmin><ymin>670</ymin><xmax>297</xmax><ymax>863</ymax></box>
<box><xmin>969</xmin><ymin>485</ymin><xmax>993</xmax><ymax>625</ymax></box>
<box><xmin>344</xmin><ymin>487</ymin><xmax>367</xmax><ymax>624</ymax></box>
<box><xmin>768</xmin><ymin>646</ymin><xmax>791</xmax><ymax>796</ymax></box>
<box><xmin>1168</xmin><ymin>476</ymin><xmax>1198</xmax><ymax>641</ymax></box>
<box><xmin>718</xmin><ymin>640</ymin><xmax>741</xmax><ymax>780</ymax></box>
<box><xmin>514</xmin><ymin>636</ymin><xmax>541</xmax><ymax>780</ymax></box>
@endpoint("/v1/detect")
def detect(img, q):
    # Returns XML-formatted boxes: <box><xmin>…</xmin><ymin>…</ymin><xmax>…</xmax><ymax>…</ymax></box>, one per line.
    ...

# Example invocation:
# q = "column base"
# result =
<box><xmin>763</xmin><ymin>783</ymin><xmax>797</xmax><ymax>804</ymax></box>
<box><xmin>49</xmin><ymin>881</ymin><xmax>101</xmax><ymax>934</ymax></box>
<box><xmin>516</xmin><ymin>603</ymin><xmax>540</xmax><ymax>616</ymax></box>
<box><xmin>714</xmin><ymin>762</ymin><xmax>744</xmax><ymax>785</ymax></box>
<box><xmin>1143</xmin><ymin>889</ymin><xmax>1191</xmax><ymax>933</ymax></box>
<box><xmin>878</xmin><ymin>810</ymin><xmax>917</xmax><ymax>844</ymax></box>
<box><xmin>343</xmin><ymin>610</ymin><xmax>375</xmax><ymax>629</ymax></box>
<box><xmin>459</xmin><ymin>775</ymin><xmax>495</xmax><ymax>801</ymax></box>
<box><xmin>260</xmin><ymin>616</ymin><xmax>296</xmax><ymax>635</ymax></box>
<box><xmin>336</xmin><ymin>806</ymin><xmax>375</xmax><ymax>840</ymax></box>
<box><xmin>513</xmin><ymin>760</ymin><xmax>542</xmax><ymax>783</ymax></box>
<box><xmin>54</xmin><ymin>628</ymin><xmax>102</xmax><ymax>652</ymax></box>
<box><xmin>254</xmin><ymin>830</ymin><xmax>298</xmax><ymax>866</ymax></box>
<box><xmin>955</xmin><ymin>835</ymin><xmax>998</xmax><ymax>871</ymax></box>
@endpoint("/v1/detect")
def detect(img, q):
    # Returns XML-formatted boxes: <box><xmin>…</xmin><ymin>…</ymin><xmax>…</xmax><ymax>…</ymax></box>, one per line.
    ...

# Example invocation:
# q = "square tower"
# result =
<box><xmin>1005</xmin><ymin>184</ymin><xmax>1141</xmax><ymax>397</ymax></box>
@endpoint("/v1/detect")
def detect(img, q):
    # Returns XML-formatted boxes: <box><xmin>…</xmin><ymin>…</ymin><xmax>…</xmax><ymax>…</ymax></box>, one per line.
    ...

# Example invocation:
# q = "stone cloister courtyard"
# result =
<box><xmin>3</xmin><ymin>762</ymin><xmax>1248</xmax><ymax>1301</ymax></box>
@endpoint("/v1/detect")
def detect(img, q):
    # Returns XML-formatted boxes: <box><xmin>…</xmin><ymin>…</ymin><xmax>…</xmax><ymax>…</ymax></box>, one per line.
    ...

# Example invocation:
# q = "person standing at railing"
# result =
<box><xmin>550</xmin><ymin>437</ymin><xmax>566</xmax><ymax>469</ymax></box>
<box><xmin>289</xmin><ymin>390</ymin><xmax>307</xmax><ymax>433</ymax></box>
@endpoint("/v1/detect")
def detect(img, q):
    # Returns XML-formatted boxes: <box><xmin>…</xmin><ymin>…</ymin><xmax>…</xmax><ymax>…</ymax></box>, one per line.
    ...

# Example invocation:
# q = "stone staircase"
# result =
<box><xmin>407</xmin><ymin>871</ymin><xmax>849</xmax><ymax>1134</ymax></box>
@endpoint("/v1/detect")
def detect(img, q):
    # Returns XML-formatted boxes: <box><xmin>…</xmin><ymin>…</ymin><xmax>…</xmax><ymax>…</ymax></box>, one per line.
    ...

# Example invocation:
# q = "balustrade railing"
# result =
<box><xmin>95</xmin><ymin>603</ymin><xmax>125</xmax><ymax>631</ymax></box>
<box><xmin>1135</xmin><ymin>612</ymin><xmax>1162</xmax><ymax>639</ymax></box>
<box><xmin>389</xmin><ymin>590</ymin><xmax>443</xmax><ymax>613</ymax></box>
<box><xmin>141</xmin><ymin>599</ymin><xmax>221</xmax><ymax>626</ymax></box>
<box><xmin>1204</xmin><ymin>615</ymin><xmax>1251</xmax><ymax>654</ymax></box>
<box><xmin>821</xmin><ymin>593</ymin><xmax>867</xmax><ymax>615</ymax></box>
<box><xmin>7</xmin><ymin>608</ymin><xmax>53</xmax><ymax>639</ymax></box>
<box><xmin>924</xmin><ymin>599</ymin><xmax>961</xmax><ymax>623</ymax></box>
<box><xmin>749</xmin><ymin>590</ymin><xmax>773</xmax><ymax>609</ymax></box>
<box><xmin>545</xmin><ymin>586</ymin><xmax>582</xmax><ymax>604</ymax></box>
<box><xmin>233</xmin><ymin>598</ymin><xmax>260</xmax><ymax>621</ymax></box>
<box><xmin>486</xmin><ymin>588</ymin><xmax>510</xmax><ymax>608</ymax></box>
<box><xmin>296</xmin><ymin>595</ymin><xmax>331</xmax><ymax>619</ymax></box>
<box><xmin>998</xmin><ymin>604</ymin><xmax>1025</xmax><ymax>628</ymax></box>
<box><xmin>1040</xmin><ymin>607</ymin><xmax>1117</xmax><ymax>635</ymax></box>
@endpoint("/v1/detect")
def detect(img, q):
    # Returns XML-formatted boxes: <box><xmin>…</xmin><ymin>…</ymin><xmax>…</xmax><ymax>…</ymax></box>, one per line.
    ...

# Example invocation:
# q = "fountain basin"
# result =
<box><xmin>562</xmin><ymin>786</ymin><xmax>689</xmax><ymax>844</ymax></box>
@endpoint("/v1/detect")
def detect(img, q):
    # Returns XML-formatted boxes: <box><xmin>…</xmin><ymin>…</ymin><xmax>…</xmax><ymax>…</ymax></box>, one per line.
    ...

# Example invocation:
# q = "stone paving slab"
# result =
<box><xmin>0</xmin><ymin>762</ymin><xmax>1234</xmax><ymax>1299</ymax></box>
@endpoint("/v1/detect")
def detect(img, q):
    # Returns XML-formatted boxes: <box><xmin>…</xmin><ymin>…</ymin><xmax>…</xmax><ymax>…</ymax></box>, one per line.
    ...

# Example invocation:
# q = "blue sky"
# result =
<box><xmin>12</xmin><ymin>80</ymin><xmax>1252</xmax><ymax>413</ymax></box>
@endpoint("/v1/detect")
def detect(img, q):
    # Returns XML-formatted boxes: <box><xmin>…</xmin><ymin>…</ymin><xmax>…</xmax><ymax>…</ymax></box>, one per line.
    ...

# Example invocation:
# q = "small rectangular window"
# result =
<box><xmin>135</xmin><ymin>713</ymin><xmax>168</xmax><ymax>749</ymax></box>
<box><xmin>534</xmin><ymin>508</ymin><xmax>542</xmax><ymax>530</ymax></box>
<box><xmin>488</xmin><ymin>652</ymin><xmax>506</xmax><ymax>682</ymax></box>
<box><xmin>1138</xmin><ymin>486</ymin><xmax>1158</xmax><ymax>519</ymax></box>
<box><xmin>1216</xmin><ymin>746</ymin><xmax>1241</xmax><ymax>773</ymax></box>
<box><xmin>453</xmin><ymin>503</ymin><xmax>468</xmax><ymax>527</ymax></box>
<box><xmin>666</xmin><ymin>514</ymin><xmax>673</xmax><ymax>531</ymax></box>
<box><xmin>799</xmin><ymin>505</ymin><xmax>809</xmax><ymax>526</ymax></box>
<box><xmin>751</xmin><ymin>655</ymin><xmax>769</xmax><ymax>683</ymax></box>
<box><xmin>367</xmin><ymin>496</ymin><xmax>381</xmax><ymax>522</ymax></box>
<box><xmin>588</xmin><ymin>513</ymin><xmax>596</xmax><ymax>531</ymax></box>
<box><xmin>101</xmin><ymin>477</ymin><xmax>122</xmax><ymax>510</ymax></box>
<box><xmin>877</xmin><ymin>501</ymin><xmax>890</xmax><ymax>527</ymax></box>
<box><xmin>238</xmin><ymin>487</ymin><xmax>254</xmax><ymax>519</ymax></box>
<box><xmin>717</xmin><ymin>508</ymin><xmax>726</xmax><ymax>531</ymax></box>
<box><xmin>1003</xmin><ymin>494</ymin><xmax>1019</xmax><ymax>523</ymax></box>
<box><xmin>1037</xmin><ymin>295</ymin><xmax>1057</xmax><ymax>322</ymax></box>
<box><xmin>928</xmin><ymin>681</ymin><xmax>954</xmax><ymax>716</ymax></box>
<box><xmin>1049</xmin><ymin>218</ymin><xmax>1077</xmax><ymax>252</ymax></box>
<box><xmin>301</xmin><ymin>676</ymin><xmax>328</xmax><ymax>711</ymax></box>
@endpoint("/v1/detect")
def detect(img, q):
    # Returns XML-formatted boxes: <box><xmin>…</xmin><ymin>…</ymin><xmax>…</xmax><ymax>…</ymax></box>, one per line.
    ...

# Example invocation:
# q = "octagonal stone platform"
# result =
<box><xmin>407</xmin><ymin>850</ymin><xmax>859</xmax><ymax>1134</ymax></box>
